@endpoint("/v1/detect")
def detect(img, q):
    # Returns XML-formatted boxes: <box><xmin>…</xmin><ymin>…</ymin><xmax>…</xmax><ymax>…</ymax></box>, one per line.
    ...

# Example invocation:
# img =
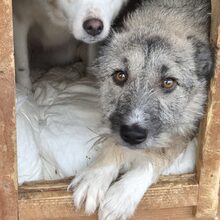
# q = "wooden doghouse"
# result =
<box><xmin>0</xmin><ymin>0</ymin><xmax>220</xmax><ymax>219</ymax></box>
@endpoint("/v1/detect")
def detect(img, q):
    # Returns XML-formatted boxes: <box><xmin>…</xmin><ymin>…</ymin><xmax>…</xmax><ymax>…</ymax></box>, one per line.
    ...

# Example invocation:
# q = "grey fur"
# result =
<box><xmin>94</xmin><ymin>0</ymin><xmax>212</xmax><ymax>149</ymax></box>
<box><xmin>69</xmin><ymin>1</ymin><xmax>213</xmax><ymax>219</ymax></box>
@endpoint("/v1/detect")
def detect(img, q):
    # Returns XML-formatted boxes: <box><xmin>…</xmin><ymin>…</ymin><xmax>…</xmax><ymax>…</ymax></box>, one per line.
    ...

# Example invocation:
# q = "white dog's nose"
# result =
<box><xmin>83</xmin><ymin>18</ymin><xmax>103</xmax><ymax>36</ymax></box>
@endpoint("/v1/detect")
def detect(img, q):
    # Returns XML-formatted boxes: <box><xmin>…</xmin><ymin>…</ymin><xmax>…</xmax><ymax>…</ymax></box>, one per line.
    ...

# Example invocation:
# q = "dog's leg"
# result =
<box><xmin>13</xmin><ymin>17</ymin><xmax>32</xmax><ymax>91</ymax></box>
<box><xmin>98</xmin><ymin>137</ymin><xmax>188</xmax><ymax>220</ymax></box>
<box><xmin>68</xmin><ymin>139</ymin><xmax>122</xmax><ymax>214</ymax></box>
<box><xmin>99</xmin><ymin>161</ymin><xmax>153</xmax><ymax>220</ymax></box>
<box><xmin>87</xmin><ymin>44</ymin><xmax>98</xmax><ymax>67</ymax></box>
<box><xmin>69</xmin><ymin>136</ymin><xmax>187</xmax><ymax>219</ymax></box>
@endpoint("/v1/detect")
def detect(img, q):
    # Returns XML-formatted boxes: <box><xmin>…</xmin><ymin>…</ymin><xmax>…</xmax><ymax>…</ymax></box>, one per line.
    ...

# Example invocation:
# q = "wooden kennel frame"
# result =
<box><xmin>0</xmin><ymin>0</ymin><xmax>220</xmax><ymax>219</ymax></box>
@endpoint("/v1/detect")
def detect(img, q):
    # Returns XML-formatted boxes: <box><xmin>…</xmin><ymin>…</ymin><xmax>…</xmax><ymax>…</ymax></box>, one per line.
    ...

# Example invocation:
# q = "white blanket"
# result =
<box><xmin>16</xmin><ymin>65</ymin><xmax>196</xmax><ymax>185</ymax></box>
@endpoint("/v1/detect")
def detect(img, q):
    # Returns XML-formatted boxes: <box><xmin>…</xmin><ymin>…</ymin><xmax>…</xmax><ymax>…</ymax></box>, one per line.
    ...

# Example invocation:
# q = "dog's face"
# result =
<box><xmin>95</xmin><ymin>32</ymin><xmax>212</xmax><ymax>149</ymax></box>
<box><xmin>47</xmin><ymin>0</ymin><xmax>128</xmax><ymax>43</ymax></box>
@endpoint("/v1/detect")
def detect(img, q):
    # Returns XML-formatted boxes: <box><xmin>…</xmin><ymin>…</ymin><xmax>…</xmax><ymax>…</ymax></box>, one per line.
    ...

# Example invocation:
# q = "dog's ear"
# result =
<box><xmin>187</xmin><ymin>35</ymin><xmax>214</xmax><ymax>81</ymax></box>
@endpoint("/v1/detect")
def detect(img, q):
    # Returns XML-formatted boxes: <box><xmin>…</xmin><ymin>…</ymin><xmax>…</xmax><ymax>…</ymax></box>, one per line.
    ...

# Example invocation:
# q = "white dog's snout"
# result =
<box><xmin>83</xmin><ymin>18</ymin><xmax>104</xmax><ymax>37</ymax></box>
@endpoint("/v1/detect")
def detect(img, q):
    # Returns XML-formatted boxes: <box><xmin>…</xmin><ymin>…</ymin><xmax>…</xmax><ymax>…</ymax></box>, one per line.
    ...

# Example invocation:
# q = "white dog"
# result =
<box><xmin>13</xmin><ymin>0</ymin><xmax>129</xmax><ymax>90</ymax></box>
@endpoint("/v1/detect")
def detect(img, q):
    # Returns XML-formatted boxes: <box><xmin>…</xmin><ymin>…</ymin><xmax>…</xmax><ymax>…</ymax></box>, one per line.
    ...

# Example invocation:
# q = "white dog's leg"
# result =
<box><xmin>14</xmin><ymin>17</ymin><xmax>32</xmax><ymax>91</ymax></box>
<box><xmin>87</xmin><ymin>44</ymin><xmax>98</xmax><ymax>66</ymax></box>
<box><xmin>77</xmin><ymin>43</ymin><xmax>98</xmax><ymax>70</ymax></box>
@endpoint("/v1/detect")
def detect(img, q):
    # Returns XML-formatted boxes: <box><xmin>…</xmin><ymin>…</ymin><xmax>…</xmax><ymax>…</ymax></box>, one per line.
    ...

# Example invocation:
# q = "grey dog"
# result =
<box><xmin>69</xmin><ymin>0</ymin><xmax>213</xmax><ymax>219</ymax></box>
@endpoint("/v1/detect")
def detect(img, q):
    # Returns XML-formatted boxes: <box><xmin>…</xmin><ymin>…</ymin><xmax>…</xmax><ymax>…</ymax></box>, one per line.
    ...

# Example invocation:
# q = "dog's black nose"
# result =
<box><xmin>120</xmin><ymin>124</ymin><xmax>147</xmax><ymax>145</ymax></box>
<box><xmin>83</xmin><ymin>19</ymin><xmax>103</xmax><ymax>36</ymax></box>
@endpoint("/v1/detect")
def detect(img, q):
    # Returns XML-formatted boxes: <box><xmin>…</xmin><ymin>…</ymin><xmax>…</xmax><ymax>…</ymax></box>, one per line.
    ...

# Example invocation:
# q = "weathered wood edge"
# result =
<box><xmin>18</xmin><ymin>174</ymin><xmax>198</xmax><ymax>219</ymax></box>
<box><xmin>196</xmin><ymin>0</ymin><xmax>220</xmax><ymax>218</ymax></box>
<box><xmin>17</xmin><ymin>0</ymin><xmax>220</xmax><ymax>219</ymax></box>
<box><xmin>0</xmin><ymin>0</ymin><xmax>18</xmax><ymax>220</ymax></box>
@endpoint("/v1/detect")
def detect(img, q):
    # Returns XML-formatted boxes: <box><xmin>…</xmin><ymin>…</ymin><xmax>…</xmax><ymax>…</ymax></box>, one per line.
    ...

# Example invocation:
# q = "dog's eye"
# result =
<box><xmin>112</xmin><ymin>70</ymin><xmax>128</xmax><ymax>86</ymax></box>
<box><xmin>161</xmin><ymin>77</ymin><xmax>177</xmax><ymax>92</ymax></box>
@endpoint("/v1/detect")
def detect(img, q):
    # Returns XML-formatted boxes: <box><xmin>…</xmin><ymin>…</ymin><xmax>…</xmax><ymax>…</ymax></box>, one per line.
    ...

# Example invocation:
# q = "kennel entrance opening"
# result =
<box><xmin>0</xmin><ymin>0</ymin><xmax>220</xmax><ymax>219</ymax></box>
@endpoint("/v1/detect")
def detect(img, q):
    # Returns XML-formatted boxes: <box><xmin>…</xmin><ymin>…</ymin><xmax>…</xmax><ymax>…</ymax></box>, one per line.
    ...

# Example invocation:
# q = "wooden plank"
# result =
<box><xmin>19</xmin><ymin>206</ymin><xmax>197</xmax><ymax>220</ymax></box>
<box><xmin>196</xmin><ymin>0</ymin><xmax>220</xmax><ymax>218</ymax></box>
<box><xmin>133</xmin><ymin>207</ymin><xmax>196</xmax><ymax>220</ymax></box>
<box><xmin>210</xmin><ymin>0</ymin><xmax>220</xmax><ymax>45</ymax></box>
<box><xmin>18</xmin><ymin>174</ymin><xmax>198</xmax><ymax>220</ymax></box>
<box><xmin>0</xmin><ymin>0</ymin><xmax>18</xmax><ymax>220</ymax></box>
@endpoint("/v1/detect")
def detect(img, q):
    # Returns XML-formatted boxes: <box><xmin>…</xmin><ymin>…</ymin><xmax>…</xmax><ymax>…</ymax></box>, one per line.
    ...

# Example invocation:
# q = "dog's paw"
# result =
<box><xmin>98</xmin><ymin>164</ymin><xmax>154</xmax><ymax>220</ymax></box>
<box><xmin>99</xmin><ymin>183</ymin><xmax>137</xmax><ymax>220</ymax></box>
<box><xmin>68</xmin><ymin>166</ymin><xmax>118</xmax><ymax>215</ymax></box>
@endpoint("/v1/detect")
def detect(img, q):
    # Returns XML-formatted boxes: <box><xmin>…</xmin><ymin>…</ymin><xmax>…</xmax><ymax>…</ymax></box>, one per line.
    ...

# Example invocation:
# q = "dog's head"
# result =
<box><xmin>47</xmin><ymin>0</ymin><xmax>128</xmax><ymax>43</ymax></box>
<box><xmin>94</xmin><ymin>30</ymin><xmax>213</xmax><ymax>149</ymax></box>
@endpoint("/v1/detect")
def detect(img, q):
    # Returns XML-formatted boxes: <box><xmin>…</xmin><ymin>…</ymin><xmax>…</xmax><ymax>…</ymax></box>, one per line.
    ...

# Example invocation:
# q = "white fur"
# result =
<box><xmin>13</xmin><ymin>0</ymin><xmax>128</xmax><ymax>90</ymax></box>
<box><xmin>99</xmin><ymin>163</ymin><xmax>154</xmax><ymax>220</ymax></box>
<box><xmin>162</xmin><ymin>138</ymin><xmax>197</xmax><ymax>175</ymax></box>
<box><xmin>69</xmin><ymin>136</ymin><xmax>194</xmax><ymax>220</ymax></box>
<box><xmin>68</xmin><ymin>165</ymin><xmax>119</xmax><ymax>214</ymax></box>
<box><xmin>69</xmin><ymin>151</ymin><xmax>154</xmax><ymax>220</ymax></box>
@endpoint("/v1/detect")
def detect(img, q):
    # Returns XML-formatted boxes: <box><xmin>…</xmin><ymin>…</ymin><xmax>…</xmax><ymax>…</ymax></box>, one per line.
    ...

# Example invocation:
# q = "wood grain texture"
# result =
<box><xmin>16</xmin><ymin>1</ymin><xmax>220</xmax><ymax>220</ymax></box>
<box><xmin>18</xmin><ymin>206</ymin><xmax>197</xmax><ymax>220</ymax></box>
<box><xmin>196</xmin><ymin>0</ymin><xmax>220</xmax><ymax>218</ymax></box>
<box><xmin>0</xmin><ymin>0</ymin><xmax>18</xmax><ymax>220</ymax></box>
<box><xmin>18</xmin><ymin>174</ymin><xmax>198</xmax><ymax>220</ymax></box>
<box><xmin>211</xmin><ymin>0</ymin><xmax>220</xmax><ymax>45</ymax></box>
